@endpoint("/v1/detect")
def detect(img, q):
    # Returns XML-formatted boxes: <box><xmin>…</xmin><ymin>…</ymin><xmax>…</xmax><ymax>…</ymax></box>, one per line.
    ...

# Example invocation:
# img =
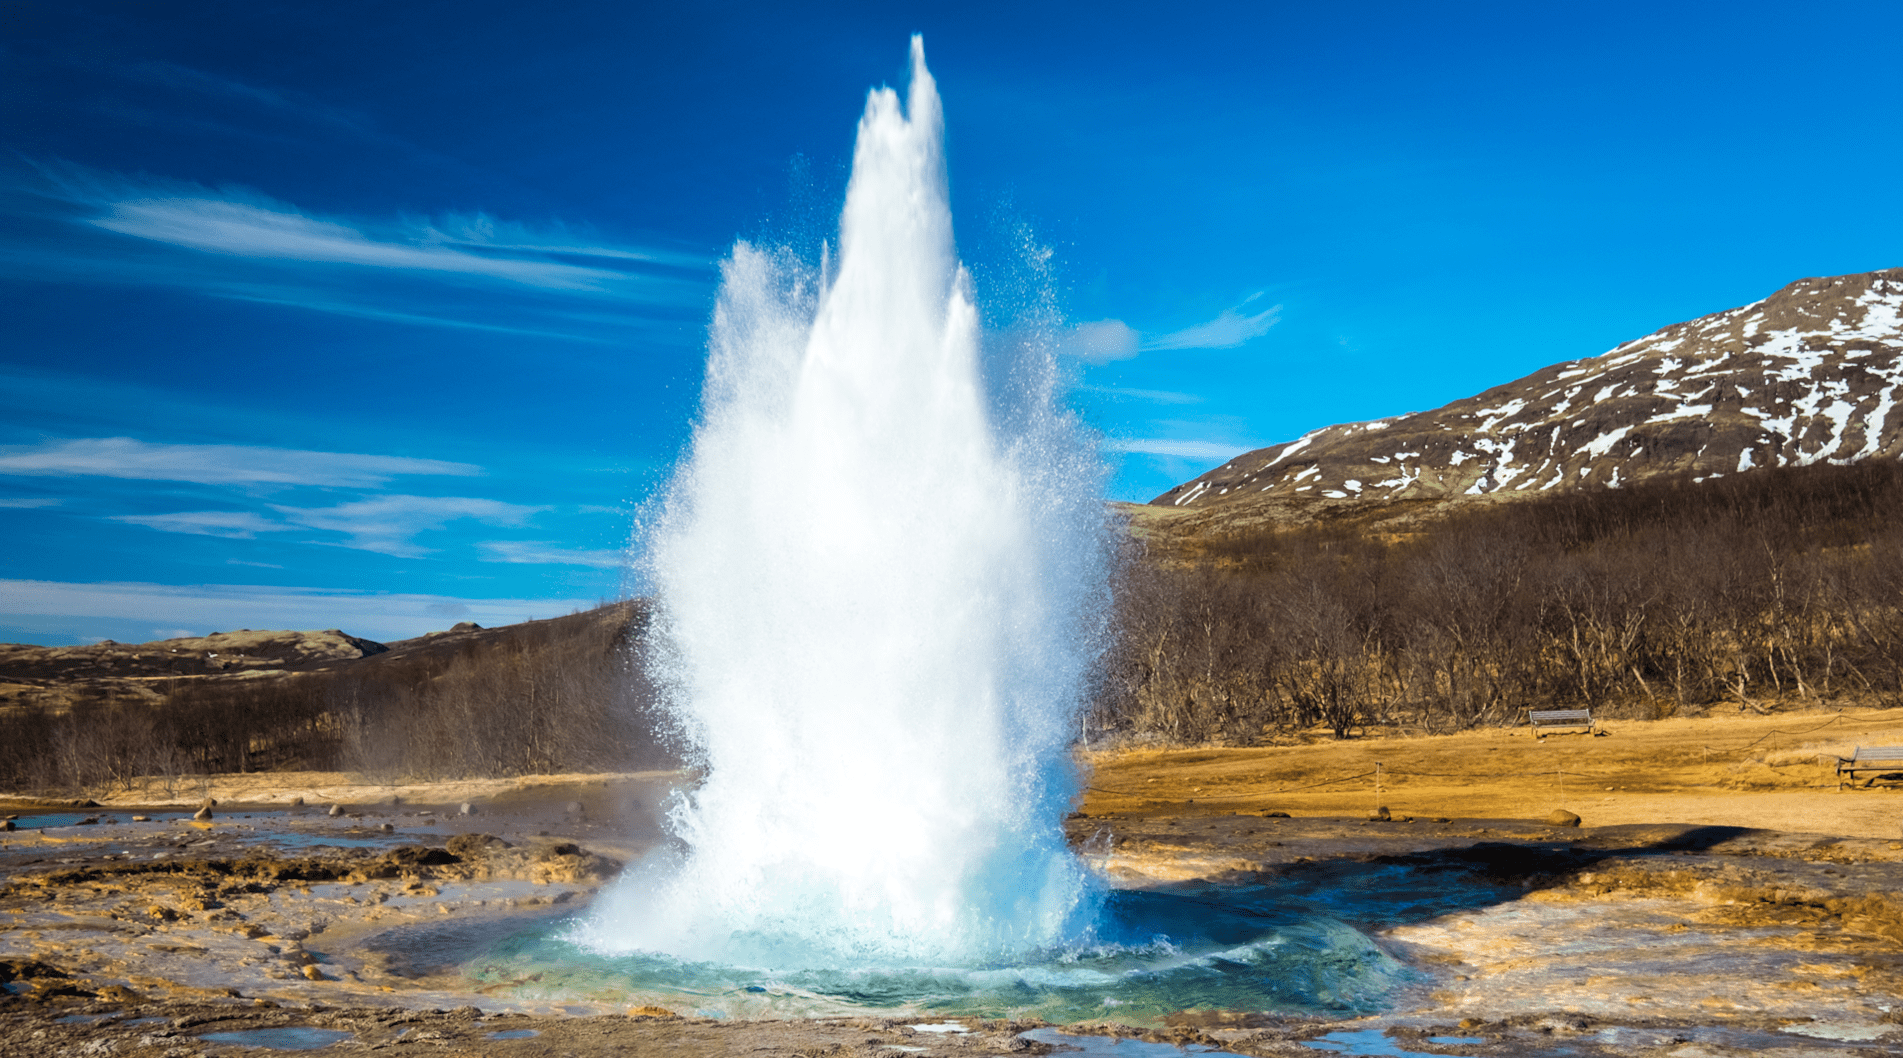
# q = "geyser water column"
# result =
<box><xmin>588</xmin><ymin>37</ymin><xmax>1110</xmax><ymax>967</ymax></box>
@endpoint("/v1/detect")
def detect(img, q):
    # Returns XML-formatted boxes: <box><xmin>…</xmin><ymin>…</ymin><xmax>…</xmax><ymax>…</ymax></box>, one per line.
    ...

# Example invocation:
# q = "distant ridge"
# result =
<box><xmin>1152</xmin><ymin>267</ymin><xmax>1903</xmax><ymax>512</ymax></box>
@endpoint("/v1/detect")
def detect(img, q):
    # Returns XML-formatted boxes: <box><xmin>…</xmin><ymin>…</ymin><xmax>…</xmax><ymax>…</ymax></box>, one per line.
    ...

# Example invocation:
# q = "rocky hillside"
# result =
<box><xmin>1153</xmin><ymin>267</ymin><xmax>1903</xmax><ymax>513</ymax></box>
<box><xmin>0</xmin><ymin>612</ymin><xmax>612</xmax><ymax>714</ymax></box>
<box><xmin>0</xmin><ymin>628</ymin><xmax>390</xmax><ymax>682</ymax></box>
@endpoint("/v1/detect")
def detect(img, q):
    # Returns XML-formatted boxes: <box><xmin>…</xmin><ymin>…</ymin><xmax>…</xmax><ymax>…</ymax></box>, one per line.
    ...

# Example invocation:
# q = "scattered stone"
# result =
<box><xmin>459</xmin><ymin>802</ymin><xmax>478</xmax><ymax>817</ymax></box>
<box><xmin>193</xmin><ymin>806</ymin><xmax>213</xmax><ymax>821</ymax></box>
<box><xmin>1261</xmin><ymin>810</ymin><xmax>1291</xmax><ymax>818</ymax></box>
<box><xmin>76</xmin><ymin>816</ymin><xmax>99</xmax><ymax>826</ymax></box>
<box><xmin>132</xmin><ymin>815</ymin><xmax>151</xmax><ymax>822</ymax></box>
<box><xmin>1547</xmin><ymin>809</ymin><xmax>1582</xmax><ymax>827</ymax></box>
<box><xmin>302</xmin><ymin>964</ymin><xmax>324</xmax><ymax>981</ymax></box>
<box><xmin>328</xmin><ymin>804</ymin><xmax>344</xmax><ymax>817</ymax></box>
<box><xmin>1369</xmin><ymin>805</ymin><xmax>1392</xmax><ymax>822</ymax></box>
<box><xmin>378</xmin><ymin>823</ymin><xmax>396</xmax><ymax>834</ymax></box>
<box><xmin>290</xmin><ymin>796</ymin><xmax>305</xmax><ymax>807</ymax></box>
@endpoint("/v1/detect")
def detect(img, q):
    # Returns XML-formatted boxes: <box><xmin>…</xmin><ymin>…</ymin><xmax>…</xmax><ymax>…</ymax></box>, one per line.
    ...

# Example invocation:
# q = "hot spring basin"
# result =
<box><xmin>197</xmin><ymin>1027</ymin><xmax>353</xmax><ymax>1050</ymax></box>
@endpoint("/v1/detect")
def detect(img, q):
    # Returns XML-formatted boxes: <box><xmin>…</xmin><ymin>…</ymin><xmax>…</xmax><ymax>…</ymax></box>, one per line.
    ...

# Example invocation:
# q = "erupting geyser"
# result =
<box><xmin>585</xmin><ymin>36</ymin><xmax>1111</xmax><ymax>967</ymax></box>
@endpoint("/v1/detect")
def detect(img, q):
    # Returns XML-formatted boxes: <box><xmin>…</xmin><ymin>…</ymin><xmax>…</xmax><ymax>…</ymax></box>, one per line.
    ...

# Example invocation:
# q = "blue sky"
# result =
<box><xmin>3</xmin><ymin>2</ymin><xmax>1900</xmax><ymax>645</ymax></box>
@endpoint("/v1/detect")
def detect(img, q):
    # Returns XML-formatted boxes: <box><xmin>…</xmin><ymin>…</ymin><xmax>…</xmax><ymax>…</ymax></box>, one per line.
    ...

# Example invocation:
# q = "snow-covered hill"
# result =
<box><xmin>1152</xmin><ymin>267</ymin><xmax>1903</xmax><ymax>510</ymax></box>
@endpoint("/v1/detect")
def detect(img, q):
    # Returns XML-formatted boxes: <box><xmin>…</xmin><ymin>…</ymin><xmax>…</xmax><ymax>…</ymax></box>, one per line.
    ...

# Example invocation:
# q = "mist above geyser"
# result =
<box><xmin>585</xmin><ymin>37</ymin><xmax>1111</xmax><ymax>967</ymax></box>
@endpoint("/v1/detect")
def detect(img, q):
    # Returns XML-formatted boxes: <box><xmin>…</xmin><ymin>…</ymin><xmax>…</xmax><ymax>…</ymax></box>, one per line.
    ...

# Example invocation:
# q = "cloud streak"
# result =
<box><xmin>111</xmin><ymin>510</ymin><xmax>285</xmax><ymax>539</ymax></box>
<box><xmin>2</xmin><ymin>164</ymin><xmax>713</xmax><ymax>339</ymax></box>
<box><xmin>0</xmin><ymin>437</ymin><xmax>479</xmax><ymax>488</ymax></box>
<box><xmin>271</xmin><ymin>495</ymin><xmax>547</xmax><ymax>556</ymax></box>
<box><xmin>1062</xmin><ymin>294</ymin><xmax>1283</xmax><ymax>363</ymax></box>
<box><xmin>88</xmin><ymin>197</ymin><xmax>622</xmax><ymax>290</ymax></box>
<box><xmin>0</xmin><ymin>579</ymin><xmax>605</xmax><ymax>643</ymax></box>
<box><xmin>479</xmin><ymin>540</ymin><xmax>625</xmax><ymax>569</ymax></box>
<box><xmin>1143</xmin><ymin>295</ymin><xmax>1282</xmax><ymax>351</ymax></box>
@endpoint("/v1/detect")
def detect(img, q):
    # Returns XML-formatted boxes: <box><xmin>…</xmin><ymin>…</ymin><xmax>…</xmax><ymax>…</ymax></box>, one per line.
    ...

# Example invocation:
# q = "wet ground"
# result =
<box><xmin>5</xmin><ymin>772</ymin><xmax>1903</xmax><ymax>1055</ymax></box>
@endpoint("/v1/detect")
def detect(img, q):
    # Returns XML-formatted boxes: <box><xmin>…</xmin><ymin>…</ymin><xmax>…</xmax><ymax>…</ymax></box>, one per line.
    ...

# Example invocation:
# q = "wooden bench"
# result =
<box><xmin>1836</xmin><ymin>746</ymin><xmax>1903</xmax><ymax>787</ymax></box>
<box><xmin>1528</xmin><ymin>708</ymin><xmax>1594</xmax><ymax>736</ymax></box>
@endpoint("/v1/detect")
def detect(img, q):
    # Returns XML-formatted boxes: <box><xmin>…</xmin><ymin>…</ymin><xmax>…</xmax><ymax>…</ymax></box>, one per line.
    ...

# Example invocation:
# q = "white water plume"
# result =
<box><xmin>586</xmin><ymin>37</ymin><xmax>1111</xmax><ymax>967</ymax></box>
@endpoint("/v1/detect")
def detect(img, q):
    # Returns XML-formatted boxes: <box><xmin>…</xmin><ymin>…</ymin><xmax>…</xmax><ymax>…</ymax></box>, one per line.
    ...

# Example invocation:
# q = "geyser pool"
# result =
<box><xmin>558</xmin><ymin>36</ymin><xmax>1406</xmax><ymax>1019</ymax></box>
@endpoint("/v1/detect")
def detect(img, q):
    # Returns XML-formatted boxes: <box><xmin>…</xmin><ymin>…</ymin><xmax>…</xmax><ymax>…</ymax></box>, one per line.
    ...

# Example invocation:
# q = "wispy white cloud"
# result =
<box><xmin>1144</xmin><ymin>294</ymin><xmax>1282</xmax><ymax>351</ymax></box>
<box><xmin>271</xmin><ymin>495</ymin><xmax>547</xmax><ymax>557</ymax></box>
<box><xmin>0</xmin><ymin>579</ymin><xmax>604</xmax><ymax>643</ymax></box>
<box><xmin>0</xmin><ymin>497</ymin><xmax>60</xmax><ymax>508</ymax></box>
<box><xmin>89</xmin><ymin>198</ymin><xmax>620</xmax><ymax>290</ymax></box>
<box><xmin>1062</xmin><ymin>295</ymin><xmax>1283</xmax><ymax>363</ymax></box>
<box><xmin>1102</xmin><ymin>438</ymin><xmax>1256</xmax><ymax>460</ymax></box>
<box><xmin>479</xmin><ymin>540</ymin><xmax>625</xmax><ymax>569</ymax></box>
<box><xmin>425</xmin><ymin>213</ymin><xmax>707</xmax><ymax>271</ymax></box>
<box><xmin>4</xmin><ymin>164</ymin><xmax>712</xmax><ymax>338</ymax></box>
<box><xmin>110</xmin><ymin>510</ymin><xmax>285</xmax><ymax>539</ymax></box>
<box><xmin>0</xmin><ymin>437</ymin><xmax>479</xmax><ymax>488</ymax></box>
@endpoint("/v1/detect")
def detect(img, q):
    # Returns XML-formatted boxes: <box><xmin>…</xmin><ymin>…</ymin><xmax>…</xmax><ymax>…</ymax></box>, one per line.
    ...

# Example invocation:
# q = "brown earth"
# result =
<box><xmin>6</xmin><ymin>708</ymin><xmax>1903</xmax><ymax>1055</ymax></box>
<box><xmin>1077</xmin><ymin>705</ymin><xmax>1903</xmax><ymax>843</ymax></box>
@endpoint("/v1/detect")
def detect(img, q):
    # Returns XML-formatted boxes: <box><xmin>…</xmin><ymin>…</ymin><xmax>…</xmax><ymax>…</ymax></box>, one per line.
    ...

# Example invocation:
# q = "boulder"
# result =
<box><xmin>1546</xmin><ymin>809</ymin><xmax>1582</xmax><ymax>827</ymax></box>
<box><xmin>458</xmin><ymin>802</ymin><xmax>478</xmax><ymax>817</ymax></box>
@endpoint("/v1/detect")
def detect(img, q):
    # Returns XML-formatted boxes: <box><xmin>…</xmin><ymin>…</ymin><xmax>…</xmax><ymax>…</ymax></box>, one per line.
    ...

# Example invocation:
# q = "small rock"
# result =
<box><xmin>76</xmin><ymin>816</ymin><xmax>99</xmax><ymax>826</ymax></box>
<box><xmin>1369</xmin><ymin>805</ymin><xmax>1391</xmax><ymax>822</ymax></box>
<box><xmin>459</xmin><ymin>802</ymin><xmax>478</xmax><ymax>817</ymax></box>
<box><xmin>301</xmin><ymin>964</ymin><xmax>324</xmax><ymax>981</ymax></box>
<box><xmin>131</xmin><ymin>815</ymin><xmax>151</xmax><ymax>822</ymax></box>
<box><xmin>564</xmin><ymin>801</ymin><xmax>586</xmax><ymax>820</ymax></box>
<box><xmin>1546</xmin><ymin>809</ymin><xmax>1582</xmax><ymax>827</ymax></box>
<box><xmin>378</xmin><ymin>822</ymin><xmax>396</xmax><ymax>834</ymax></box>
<box><xmin>193</xmin><ymin>806</ymin><xmax>213</xmax><ymax>821</ymax></box>
<box><xmin>327</xmin><ymin>804</ymin><xmax>344</xmax><ymax>817</ymax></box>
<box><xmin>290</xmin><ymin>796</ymin><xmax>305</xmax><ymax>807</ymax></box>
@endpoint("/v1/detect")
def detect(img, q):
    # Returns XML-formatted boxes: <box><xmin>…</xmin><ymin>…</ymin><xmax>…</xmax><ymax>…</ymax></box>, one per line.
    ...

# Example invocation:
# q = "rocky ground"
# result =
<box><xmin>5</xmin><ymin>709</ymin><xmax>1903</xmax><ymax>1055</ymax></box>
